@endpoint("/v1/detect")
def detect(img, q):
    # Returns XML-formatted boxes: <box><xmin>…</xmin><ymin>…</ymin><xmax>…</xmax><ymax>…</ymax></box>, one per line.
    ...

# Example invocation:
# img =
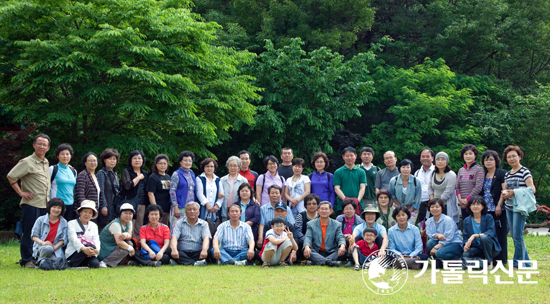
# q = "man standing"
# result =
<box><xmin>238</xmin><ymin>150</ymin><xmax>259</xmax><ymax>187</ymax></box>
<box><xmin>170</xmin><ymin>202</ymin><xmax>210</xmax><ymax>266</ymax></box>
<box><xmin>375</xmin><ymin>151</ymin><xmax>399</xmax><ymax>193</ymax></box>
<box><xmin>333</xmin><ymin>147</ymin><xmax>366</xmax><ymax>215</ymax></box>
<box><xmin>414</xmin><ymin>148</ymin><xmax>435</xmax><ymax>224</ymax></box>
<box><xmin>257</xmin><ymin>185</ymin><xmax>296</xmax><ymax>249</ymax></box>
<box><xmin>303</xmin><ymin>201</ymin><xmax>346</xmax><ymax>266</ymax></box>
<box><xmin>359</xmin><ymin>147</ymin><xmax>379</xmax><ymax>206</ymax></box>
<box><xmin>7</xmin><ymin>134</ymin><xmax>51</xmax><ymax>268</ymax></box>
<box><xmin>277</xmin><ymin>147</ymin><xmax>294</xmax><ymax>180</ymax></box>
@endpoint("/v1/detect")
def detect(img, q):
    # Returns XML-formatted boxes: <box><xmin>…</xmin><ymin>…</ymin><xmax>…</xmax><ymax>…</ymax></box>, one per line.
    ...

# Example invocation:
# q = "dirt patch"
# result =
<box><xmin>0</xmin><ymin>231</ymin><xmax>18</xmax><ymax>243</ymax></box>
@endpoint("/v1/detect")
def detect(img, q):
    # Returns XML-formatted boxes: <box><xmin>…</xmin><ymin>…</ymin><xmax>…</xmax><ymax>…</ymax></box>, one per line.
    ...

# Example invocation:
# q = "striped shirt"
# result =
<box><xmin>214</xmin><ymin>220</ymin><xmax>253</xmax><ymax>251</ymax></box>
<box><xmin>172</xmin><ymin>217</ymin><xmax>211</xmax><ymax>252</ymax></box>
<box><xmin>504</xmin><ymin>167</ymin><xmax>532</xmax><ymax>211</ymax></box>
<box><xmin>455</xmin><ymin>162</ymin><xmax>484</xmax><ymax>200</ymax></box>
<box><xmin>260</xmin><ymin>202</ymin><xmax>296</xmax><ymax>226</ymax></box>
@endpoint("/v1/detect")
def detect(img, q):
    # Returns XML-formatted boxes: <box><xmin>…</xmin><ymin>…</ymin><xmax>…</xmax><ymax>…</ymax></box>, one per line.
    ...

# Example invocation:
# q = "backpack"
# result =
<box><xmin>38</xmin><ymin>257</ymin><xmax>68</xmax><ymax>271</ymax></box>
<box><xmin>392</xmin><ymin>174</ymin><xmax>417</xmax><ymax>188</ymax></box>
<box><xmin>261</xmin><ymin>174</ymin><xmax>285</xmax><ymax>191</ymax></box>
<box><xmin>50</xmin><ymin>164</ymin><xmax>77</xmax><ymax>183</ymax></box>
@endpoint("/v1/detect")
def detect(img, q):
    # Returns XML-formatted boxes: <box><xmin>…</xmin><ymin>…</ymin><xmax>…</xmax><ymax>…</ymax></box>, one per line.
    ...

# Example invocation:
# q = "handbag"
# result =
<box><xmin>76</xmin><ymin>219</ymin><xmax>96</xmax><ymax>248</ymax></box>
<box><xmin>206</xmin><ymin>211</ymin><xmax>221</xmax><ymax>236</ymax></box>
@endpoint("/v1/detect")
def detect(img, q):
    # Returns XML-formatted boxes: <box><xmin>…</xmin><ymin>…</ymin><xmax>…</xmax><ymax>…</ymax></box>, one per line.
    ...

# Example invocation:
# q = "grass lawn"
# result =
<box><xmin>0</xmin><ymin>235</ymin><xmax>549</xmax><ymax>303</ymax></box>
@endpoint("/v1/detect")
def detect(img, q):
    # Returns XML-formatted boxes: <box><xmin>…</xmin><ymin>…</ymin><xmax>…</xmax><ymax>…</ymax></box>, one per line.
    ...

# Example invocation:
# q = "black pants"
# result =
<box><xmin>68</xmin><ymin>250</ymin><xmax>99</xmax><ymax>268</ymax></box>
<box><xmin>20</xmin><ymin>204</ymin><xmax>47</xmax><ymax>264</ymax></box>
<box><xmin>173</xmin><ymin>249</ymin><xmax>202</xmax><ymax>265</ymax></box>
<box><xmin>131</xmin><ymin>249</ymin><xmax>165</xmax><ymax>266</ymax></box>
<box><xmin>64</xmin><ymin>205</ymin><xmax>75</xmax><ymax>222</ymax></box>
<box><xmin>416</xmin><ymin>201</ymin><xmax>429</xmax><ymax>224</ymax></box>
<box><xmin>489</xmin><ymin>211</ymin><xmax>508</xmax><ymax>265</ymax></box>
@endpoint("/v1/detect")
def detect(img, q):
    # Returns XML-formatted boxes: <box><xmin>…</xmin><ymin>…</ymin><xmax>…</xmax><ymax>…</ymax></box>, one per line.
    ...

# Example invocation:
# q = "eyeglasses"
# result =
<box><xmin>306</xmin><ymin>202</ymin><xmax>318</xmax><ymax>206</ymax></box>
<box><xmin>181</xmin><ymin>159</ymin><xmax>193</xmax><ymax>163</ymax></box>
<box><xmin>87</xmin><ymin>160</ymin><xmax>98</xmax><ymax>163</ymax></box>
<box><xmin>34</xmin><ymin>143</ymin><xmax>49</xmax><ymax>148</ymax></box>
<box><xmin>267</xmin><ymin>163</ymin><xmax>277</xmax><ymax>167</ymax></box>
<box><xmin>273</xmin><ymin>224</ymin><xmax>285</xmax><ymax>228</ymax></box>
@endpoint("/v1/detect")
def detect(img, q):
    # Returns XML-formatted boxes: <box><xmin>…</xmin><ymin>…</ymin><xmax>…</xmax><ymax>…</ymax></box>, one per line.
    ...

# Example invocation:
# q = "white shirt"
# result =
<box><xmin>286</xmin><ymin>175</ymin><xmax>311</xmax><ymax>213</ymax></box>
<box><xmin>196</xmin><ymin>173</ymin><xmax>224</xmax><ymax>208</ymax></box>
<box><xmin>415</xmin><ymin>164</ymin><xmax>435</xmax><ymax>202</ymax></box>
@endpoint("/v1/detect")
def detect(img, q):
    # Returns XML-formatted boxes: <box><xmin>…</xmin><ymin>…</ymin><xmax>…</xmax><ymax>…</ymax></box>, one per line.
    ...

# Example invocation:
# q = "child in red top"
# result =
<box><xmin>350</xmin><ymin>227</ymin><xmax>378</xmax><ymax>270</ymax></box>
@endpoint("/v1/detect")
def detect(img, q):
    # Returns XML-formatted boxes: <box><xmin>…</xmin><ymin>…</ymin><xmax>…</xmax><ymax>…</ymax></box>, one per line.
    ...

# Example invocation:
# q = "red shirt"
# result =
<box><xmin>356</xmin><ymin>240</ymin><xmax>378</xmax><ymax>257</ymax></box>
<box><xmin>239</xmin><ymin>169</ymin><xmax>256</xmax><ymax>187</ymax></box>
<box><xmin>139</xmin><ymin>223</ymin><xmax>170</xmax><ymax>245</ymax></box>
<box><xmin>45</xmin><ymin>220</ymin><xmax>60</xmax><ymax>244</ymax></box>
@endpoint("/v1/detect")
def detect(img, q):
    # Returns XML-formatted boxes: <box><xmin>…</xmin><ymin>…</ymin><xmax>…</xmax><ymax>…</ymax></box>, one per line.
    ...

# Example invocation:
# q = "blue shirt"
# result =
<box><xmin>353</xmin><ymin>221</ymin><xmax>386</xmax><ymax>237</ymax></box>
<box><xmin>388</xmin><ymin>223</ymin><xmax>423</xmax><ymax>257</ymax></box>
<box><xmin>260</xmin><ymin>202</ymin><xmax>296</xmax><ymax>226</ymax></box>
<box><xmin>309</xmin><ymin>171</ymin><xmax>335</xmax><ymax>207</ymax></box>
<box><xmin>214</xmin><ymin>220</ymin><xmax>253</xmax><ymax>251</ymax></box>
<box><xmin>426</xmin><ymin>214</ymin><xmax>463</xmax><ymax>246</ymax></box>
<box><xmin>52</xmin><ymin>164</ymin><xmax>76</xmax><ymax>205</ymax></box>
<box><xmin>472</xmin><ymin>220</ymin><xmax>481</xmax><ymax>246</ymax></box>
<box><xmin>240</xmin><ymin>201</ymin><xmax>249</xmax><ymax>222</ymax></box>
<box><xmin>388</xmin><ymin>174</ymin><xmax>423</xmax><ymax>209</ymax></box>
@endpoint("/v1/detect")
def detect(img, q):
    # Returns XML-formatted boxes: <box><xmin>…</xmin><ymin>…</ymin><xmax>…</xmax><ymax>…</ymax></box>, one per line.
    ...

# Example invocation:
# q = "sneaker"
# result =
<box><xmin>234</xmin><ymin>260</ymin><xmax>247</xmax><ymax>266</ymax></box>
<box><xmin>344</xmin><ymin>261</ymin><xmax>354</xmax><ymax>268</ymax></box>
<box><xmin>227</xmin><ymin>259</ymin><xmax>236</xmax><ymax>265</ymax></box>
<box><xmin>169</xmin><ymin>259</ymin><xmax>178</xmax><ymax>266</ymax></box>
<box><xmin>148</xmin><ymin>261</ymin><xmax>162</xmax><ymax>267</ymax></box>
<box><xmin>128</xmin><ymin>260</ymin><xmax>140</xmax><ymax>266</ymax></box>
<box><xmin>22</xmin><ymin>260</ymin><xmax>36</xmax><ymax>268</ymax></box>
<box><xmin>99</xmin><ymin>261</ymin><xmax>108</xmax><ymax>268</ymax></box>
<box><xmin>217</xmin><ymin>259</ymin><xmax>222</xmax><ymax>265</ymax></box>
<box><xmin>301</xmin><ymin>260</ymin><xmax>312</xmax><ymax>266</ymax></box>
<box><xmin>194</xmin><ymin>259</ymin><xmax>207</xmax><ymax>267</ymax></box>
<box><xmin>328</xmin><ymin>261</ymin><xmax>342</xmax><ymax>267</ymax></box>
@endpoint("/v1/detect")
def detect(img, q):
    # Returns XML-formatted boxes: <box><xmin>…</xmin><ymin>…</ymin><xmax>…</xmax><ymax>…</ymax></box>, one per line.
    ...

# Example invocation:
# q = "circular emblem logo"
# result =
<box><xmin>361</xmin><ymin>249</ymin><xmax>408</xmax><ymax>295</ymax></box>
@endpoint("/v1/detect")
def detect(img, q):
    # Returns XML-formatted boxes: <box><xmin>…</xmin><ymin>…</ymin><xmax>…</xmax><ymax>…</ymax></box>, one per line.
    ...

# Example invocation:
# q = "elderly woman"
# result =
<box><xmin>120</xmin><ymin>150</ymin><xmax>149</xmax><ymax>239</ymax></box>
<box><xmin>501</xmin><ymin>145</ymin><xmax>536</xmax><ymax>268</ymax></box>
<box><xmin>256</xmin><ymin>155</ymin><xmax>285</xmax><ymax>206</ymax></box>
<box><xmin>388</xmin><ymin>159</ymin><xmax>422</xmax><ymax>224</ymax></box>
<box><xmin>351</xmin><ymin>205</ymin><xmax>389</xmax><ymax>255</ymax></box>
<box><xmin>169</xmin><ymin>151</ymin><xmax>198</xmax><ymax>228</ymax></box>
<box><xmin>428</xmin><ymin>152</ymin><xmax>459</xmax><ymax>224</ymax></box>
<box><xmin>31</xmin><ymin>198</ymin><xmax>68</xmax><ymax>266</ymax></box>
<box><xmin>196</xmin><ymin>158</ymin><xmax>224</xmax><ymax>221</ymax></box>
<box><xmin>376</xmin><ymin>189</ymin><xmax>396</xmax><ymax>230</ymax></box>
<box><xmin>388</xmin><ymin>206</ymin><xmax>427</xmax><ymax>260</ymax></box>
<box><xmin>456</xmin><ymin>144</ymin><xmax>485</xmax><ymax>221</ymax></box>
<box><xmin>285</xmin><ymin>158</ymin><xmax>311</xmax><ymax>215</ymax></box>
<box><xmin>236</xmin><ymin>183</ymin><xmax>261</xmax><ymax>241</ymax></box>
<box><xmin>74</xmin><ymin>152</ymin><xmax>104</xmax><ymax>223</ymax></box>
<box><xmin>462</xmin><ymin>196</ymin><xmax>501</xmax><ymax>269</ymax></box>
<box><xmin>220</xmin><ymin>156</ymin><xmax>249</xmax><ymax>222</ymax></box>
<box><xmin>99</xmin><ymin>203</ymin><xmax>137</xmax><ymax>268</ymax></box>
<box><xmin>336</xmin><ymin>199</ymin><xmax>365</xmax><ymax>246</ymax></box>
<box><xmin>129</xmin><ymin>205</ymin><xmax>170</xmax><ymax>266</ymax></box>
<box><xmin>97</xmin><ymin>148</ymin><xmax>120</xmax><ymax>231</ymax></box>
<box><xmin>146</xmin><ymin>154</ymin><xmax>171</xmax><ymax>226</ymax></box>
<box><xmin>66</xmin><ymin>200</ymin><xmax>101</xmax><ymax>268</ymax></box>
<box><xmin>480</xmin><ymin>150</ymin><xmax>508</xmax><ymax>265</ymax></box>
<box><xmin>49</xmin><ymin>143</ymin><xmax>77</xmax><ymax>221</ymax></box>
<box><xmin>426</xmin><ymin>198</ymin><xmax>463</xmax><ymax>261</ymax></box>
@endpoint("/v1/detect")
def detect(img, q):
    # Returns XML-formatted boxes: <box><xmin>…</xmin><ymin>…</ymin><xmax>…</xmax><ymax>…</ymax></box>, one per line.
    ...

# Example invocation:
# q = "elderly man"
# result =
<box><xmin>257</xmin><ymin>185</ymin><xmax>296</xmax><ymax>249</ymax></box>
<box><xmin>170</xmin><ymin>202</ymin><xmax>210</xmax><ymax>266</ymax></box>
<box><xmin>212</xmin><ymin>204</ymin><xmax>255</xmax><ymax>265</ymax></box>
<box><xmin>260</xmin><ymin>201</ymin><xmax>302</xmax><ymax>263</ymax></box>
<box><xmin>375</xmin><ymin>151</ymin><xmax>399</xmax><ymax>193</ymax></box>
<box><xmin>303</xmin><ymin>201</ymin><xmax>346</xmax><ymax>266</ymax></box>
<box><xmin>7</xmin><ymin>134</ymin><xmax>51</xmax><ymax>268</ymax></box>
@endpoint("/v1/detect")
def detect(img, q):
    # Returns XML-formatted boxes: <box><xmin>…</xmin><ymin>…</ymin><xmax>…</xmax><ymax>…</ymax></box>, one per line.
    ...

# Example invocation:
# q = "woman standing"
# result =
<box><xmin>74</xmin><ymin>152</ymin><xmax>104</xmax><ymax>223</ymax></box>
<box><xmin>426</xmin><ymin>198</ymin><xmax>463</xmax><ymax>261</ymax></box>
<box><xmin>97</xmin><ymin>149</ymin><xmax>120</xmax><ymax>231</ymax></box>
<box><xmin>501</xmin><ymin>146</ymin><xmax>536</xmax><ymax>268</ymax></box>
<box><xmin>480</xmin><ymin>150</ymin><xmax>508</xmax><ymax>265</ymax></box>
<box><xmin>120</xmin><ymin>150</ymin><xmax>149</xmax><ymax>239</ymax></box>
<box><xmin>196</xmin><ymin>158</ymin><xmax>224</xmax><ymax>221</ymax></box>
<box><xmin>456</xmin><ymin>144</ymin><xmax>484</xmax><ymax>221</ymax></box>
<box><xmin>147</xmin><ymin>154</ymin><xmax>172</xmax><ymax>226</ymax></box>
<box><xmin>256</xmin><ymin>156</ymin><xmax>285</xmax><ymax>206</ymax></box>
<box><xmin>169</xmin><ymin>151</ymin><xmax>197</xmax><ymax>228</ymax></box>
<box><xmin>308</xmin><ymin>152</ymin><xmax>335</xmax><ymax>208</ymax></box>
<box><xmin>285</xmin><ymin>158</ymin><xmax>311</xmax><ymax>215</ymax></box>
<box><xmin>388</xmin><ymin>159</ymin><xmax>422</xmax><ymax>224</ymax></box>
<box><xmin>66</xmin><ymin>200</ymin><xmax>101</xmax><ymax>268</ymax></box>
<box><xmin>49</xmin><ymin>143</ymin><xmax>77</xmax><ymax>221</ymax></box>
<box><xmin>376</xmin><ymin>189</ymin><xmax>396</xmax><ymax>230</ymax></box>
<box><xmin>220</xmin><ymin>156</ymin><xmax>248</xmax><ymax>222</ymax></box>
<box><xmin>428</xmin><ymin>152</ymin><xmax>459</xmax><ymax>224</ymax></box>
<box><xmin>31</xmin><ymin>198</ymin><xmax>68</xmax><ymax>266</ymax></box>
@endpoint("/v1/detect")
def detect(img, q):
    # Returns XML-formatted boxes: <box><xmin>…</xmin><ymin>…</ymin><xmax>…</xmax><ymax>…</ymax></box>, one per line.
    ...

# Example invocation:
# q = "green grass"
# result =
<box><xmin>0</xmin><ymin>236</ymin><xmax>549</xmax><ymax>303</ymax></box>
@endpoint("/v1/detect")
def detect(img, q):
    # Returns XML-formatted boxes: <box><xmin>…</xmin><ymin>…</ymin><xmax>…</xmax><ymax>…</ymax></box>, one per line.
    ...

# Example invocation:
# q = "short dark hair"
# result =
<box><xmin>460</xmin><ymin>144</ymin><xmax>479</xmax><ymax>160</ymax></box>
<box><xmin>200</xmin><ymin>157</ymin><xmax>218</xmax><ymax>171</ymax></box>
<box><xmin>428</xmin><ymin>198</ymin><xmax>446</xmax><ymax>212</ymax></box>
<box><xmin>304</xmin><ymin>193</ymin><xmax>320</xmax><ymax>205</ymax></box>
<box><xmin>237</xmin><ymin>150</ymin><xmax>251</xmax><ymax>158</ymax></box>
<box><xmin>33</xmin><ymin>133</ymin><xmax>51</xmax><ymax>145</ymax></box>
<box><xmin>237</xmin><ymin>182</ymin><xmax>255</xmax><ymax>201</ymax></box>
<box><xmin>360</xmin><ymin>147</ymin><xmax>375</xmax><ymax>156</ymax></box>
<box><xmin>291</xmin><ymin>158</ymin><xmax>305</xmax><ymax>171</ymax></box>
<box><xmin>99</xmin><ymin>149</ymin><xmax>120</xmax><ymax>167</ymax></box>
<box><xmin>503</xmin><ymin>145</ymin><xmax>524</xmax><ymax>163</ymax></box>
<box><xmin>47</xmin><ymin>198</ymin><xmax>66</xmax><ymax>217</ymax></box>
<box><xmin>363</xmin><ymin>227</ymin><xmax>377</xmax><ymax>236</ymax></box>
<box><xmin>311</xmin><ymin>152</ymin><xmax>330</xmax><ymax>170</ymax></box>
<box><xmin>342</xmin><ymin>198</ymin><xmax>357</xmax><ymax>210</ymax></box>
<box><xmin>152</xmin><ymin>154</ymin><xmax>169</xmax><ymax>174</ymax></box>
<box><xmin>392</xmin><ymin>206</ymin><xmax>411</xmax><ymax>220</ymax></box>
<box><xmin>54</xmin><ymin>143</ymin><xmax>73</xmax><ymax>158</ymax></box>
<box><xmin>82</xmin><ymin>152</ymin><xmax>98</xmax><ymax>166</ymax></box>
<box><xmin>481</xmin><ymin>150</ymin><xmax>501</xmax><ymax>171</ymax></box>
<box><xmin>376</xmin><ymin>189</ymin><xmax>391</xmax><ymax>201</ymax></box>
<box><xmin>342</xmin><ymin>146</ymin><xmax>356</xmax><ymax>155</ymax></box>
<box><xmin>466</xmin><ymin>195</ymin><xmax>488</xmax><ymax>215</ymax></box>
<box><xmin>263</xmin><ymin>155</ymin><xmax>279</xmax><ymax>168</ymax></box>
<box><xmin>127</xmin><ymin>150</ymin><xmax>145</xmax><ymax>168</ymax></box>
<box><xmin>271</xmin><ymin>216</ymin><xmax>286</xmax><ymax>227</ymax></box>
<box><xmin>268</xmin><ymin>184</ymin><xmax>282</xmax><ymax>194</ymax></box>
<box><xmin>145</xmin><ymin>204</ymin><xmax>164</xmax><ymax>220</ymax></box>
<box><xmin>319</xmin><ymin>201</ymin><xmax>332</xmax><ymax>209</ymax></box>
<box><xmin>228</xmin><ymin>204</ymin><xmax>242</xmax><ymax>212</ymax></box>
<box><xmin>420</xmin><ymin>148</ymin><xmax>435</xmax><ymax>158</ymax></box>
<box><xmin>281</xmin><ymin>147</ymin><xmax>293</xmax><ymax>154</ymax></box>
<box><xmin>178</xmin><ymin>151</ymin><xmax>195</xmax><ymax>163</ymax></box>
<box><xmin>398</xmin><ymin>159</ymin><xmax>414</xmax><ymax>172</ymax></box>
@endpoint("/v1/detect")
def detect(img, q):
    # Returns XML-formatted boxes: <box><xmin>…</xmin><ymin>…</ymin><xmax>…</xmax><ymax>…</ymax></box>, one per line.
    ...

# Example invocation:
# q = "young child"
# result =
<box><xmin>284</xmin><ymin>158</ymin><xmax>311</xmax><ymax>215</ymax></box>
<box><xmin>350</xmin><ymin>227</ymin><xmax>379</xmax><ymax>271</ymax></box>
<box><xmin>259</xmin><ymin>217</ymin><xmax>298</xmax><ymax>268</ymax></box>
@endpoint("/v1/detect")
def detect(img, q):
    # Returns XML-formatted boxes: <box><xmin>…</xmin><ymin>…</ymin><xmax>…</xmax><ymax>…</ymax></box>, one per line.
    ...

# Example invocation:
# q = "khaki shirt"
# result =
<box><xmin>7</xmin><ymin>152</ymin><xmax>50</xmax><ymax>208</ymax></box>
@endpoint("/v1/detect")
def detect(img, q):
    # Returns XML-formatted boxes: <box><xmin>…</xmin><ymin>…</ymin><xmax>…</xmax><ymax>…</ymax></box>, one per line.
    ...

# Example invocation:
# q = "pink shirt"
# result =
<box><xmin>343</xmin><ymin>216</ymin><xmax>355</xmax><ymax>235</ymax></box>
<box><xmin>227</xmin><ymin>176</ymin><xmax>237</xmax><ymax>207</ymax></box>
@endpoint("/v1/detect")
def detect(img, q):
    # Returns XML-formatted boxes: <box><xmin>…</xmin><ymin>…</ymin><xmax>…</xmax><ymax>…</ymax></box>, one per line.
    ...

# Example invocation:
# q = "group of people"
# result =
<box><xmin>7</xmin><ymin>134</ymin><xmax>537</xmax><ymax>270</ymax></box>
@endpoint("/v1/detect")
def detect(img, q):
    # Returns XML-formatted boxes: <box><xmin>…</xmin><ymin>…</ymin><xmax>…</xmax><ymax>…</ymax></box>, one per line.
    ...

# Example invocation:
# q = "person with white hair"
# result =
<box><xmin>219</xmin><ymin>156</ymin><xmax>249</xmax><ymax>222</ymax></box>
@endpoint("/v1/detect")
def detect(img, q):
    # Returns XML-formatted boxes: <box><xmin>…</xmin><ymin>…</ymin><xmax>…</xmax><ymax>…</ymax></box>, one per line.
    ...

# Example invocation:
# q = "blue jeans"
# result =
<box><xmin>213</xmin><ymin>248</ymin><xmax>249</xmax><ymax>264</ymax></box>
<box><xmin>506</xmin><ymin>210</ymin><xmax>530</xmax><ymax>267</ymax></box>
<box><xmin>426</xmin><ymin>239</ymin><xmax>463</xmax><ymax>260</ymax></box>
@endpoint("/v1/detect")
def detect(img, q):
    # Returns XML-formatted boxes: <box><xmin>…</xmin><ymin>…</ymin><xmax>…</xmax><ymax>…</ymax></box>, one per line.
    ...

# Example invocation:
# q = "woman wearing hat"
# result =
<box><xmin>99</xmin><ymin>203</ymin><xmax>142</xmax><ymax>267</ymax></box>
<box><xmin>428</xmin><ymin>152</ymin><xmax>459</xmax><ymax>224</ymax></box>
<box><xmin>350</xmin><ymin>205</ymin><xmax>389</xmax><ymax>255</ymax></box>
<box><xmin>66</xmin><ymin>200</ymin><xmax>101</xmax><ymax>268</ymax></box>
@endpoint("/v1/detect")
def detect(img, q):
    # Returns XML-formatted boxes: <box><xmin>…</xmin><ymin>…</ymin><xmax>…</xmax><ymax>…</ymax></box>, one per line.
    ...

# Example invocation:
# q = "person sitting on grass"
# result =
<box><xmin>349</xmin><ymin>227</ymin><xmax>378</xmax><ymax>271</ymax></box>
<box><xmin>387</xmin><ymin>206</ymin><xmax>427</xmax><ymax>261</ymax></box>
<box><xmin>31</xmin><ymin>198</ymin><xmax>68</xmax><ymax>266</ymax></box>
<box><xmin>212</xmin><ymin>204</ymin><xmax>255</xmax><ymax>265</ymax></box>
<box><xmin>260</xmin><ymin>201</ymin><xmax>301</xmax><ymax>264</ymax></box>
<box><xmin>426</xmin><ymin>198</ymin><xmax>463</xmax><ymax>262</ymax></box>
<box><xmin>170</xmin><ymin>202</ymin><xmax>210</xmax><ymax>266</ymax></box>
<box><xmin>130</xmin><ymin>204</ymin><xmax>171</xmax><ymax>266</ymax></box>
<box><xmin>66</xmin><ymin>200</ymin><xmax>100</xmax><ymax>268</ymax></box>
<box><xmin>350</xmin><ymin>205</ymin><xmax>389</xmax><ymax>257</ymax></box>
<box><xmin>259</xmin><ymin>216</ymin><xmax>298</xmax><ymax>268</ymax></box>
<box><xmin>303</xmin><ymin>201</ymin><xmax>346</xmax><ymax>267</ymax></box>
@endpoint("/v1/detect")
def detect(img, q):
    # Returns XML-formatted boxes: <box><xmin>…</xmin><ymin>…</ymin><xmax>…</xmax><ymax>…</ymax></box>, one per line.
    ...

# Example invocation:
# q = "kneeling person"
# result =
<box><xmin>259</xmin><ymin>217</ymin><xmax>298</xmax><ymax>267</ymax></box>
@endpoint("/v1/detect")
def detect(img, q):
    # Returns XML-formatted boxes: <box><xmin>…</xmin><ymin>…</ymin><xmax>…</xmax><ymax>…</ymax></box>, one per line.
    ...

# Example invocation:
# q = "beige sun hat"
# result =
<box><xmin>77</xmin><ymin>200</ymin><xmax>98</xmax><ymax>219</ymax></box>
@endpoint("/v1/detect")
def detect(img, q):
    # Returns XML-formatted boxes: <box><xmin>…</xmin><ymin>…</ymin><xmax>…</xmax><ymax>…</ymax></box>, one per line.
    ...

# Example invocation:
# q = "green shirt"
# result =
<box><xmin>361</xmin><ymin>164</ymin><xmax>380</xmax><ymax>201</ymax></box>
<box><xmin>98</xmin><ymin>218</ymin><xmax>132</xmax><ymax>261</ymax></box>
<box><xmin>333</xmin><ymin>165</ymin><xmax>367</xmax><ymax>211</ymax></box>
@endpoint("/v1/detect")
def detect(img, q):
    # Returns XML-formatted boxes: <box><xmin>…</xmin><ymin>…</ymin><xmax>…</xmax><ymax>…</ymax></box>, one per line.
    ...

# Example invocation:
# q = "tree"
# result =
<box><xmin>0</xmin><ymin>0</ymin><xmax>260</xmax><ymax>162</ymax></box>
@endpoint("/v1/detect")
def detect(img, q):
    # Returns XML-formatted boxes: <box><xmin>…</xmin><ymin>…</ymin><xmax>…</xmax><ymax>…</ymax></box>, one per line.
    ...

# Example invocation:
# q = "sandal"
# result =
<box><xmin>354</xmin><ymin>264</ymin><xmax>361</xmax><ymax>271</ymax></box>
<box><xmin>278</xmin><ymin>261</ymin><xmax>289</xmax><ymax>267</ymax></box>
<box><xmin>262</xmin><ymin>262</ymin><xmax>270</xmax><ymax>268</ymax></box>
